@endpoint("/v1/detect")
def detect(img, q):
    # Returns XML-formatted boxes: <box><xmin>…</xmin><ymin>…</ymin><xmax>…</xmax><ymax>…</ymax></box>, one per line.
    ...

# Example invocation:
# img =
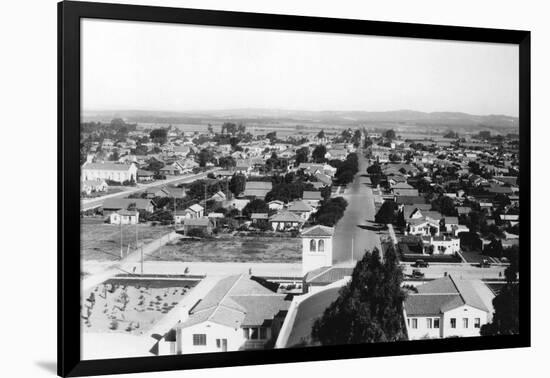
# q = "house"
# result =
<box><xmin>159</xmin><ymin>163</ymin><xmax>183</xmax><ymax>176</ymax></box>
<box><xmin>302</xmin><ymin>191</ymin><xmax>323</xmax><ymax>209</ymax></box>
<box><xmin>209</xmin><ymin>191</ymin><xmax>227</xmax><ymax>202</ymax></box>
<box><xmin>302</xmin><ymin>266</ymin><xmax>353</xmax><ymax>293</ymax></box>
<box><xmin>182</xmin><ymin>217</ymin><xmax>214</xmax><ymax>236</ymax></box>
<box><xmin>250</xmin><ymin>213</ymin><xmax>269</xmax><ymax>226</ymax></box>
<box><xmin>137</xmin><ymin>170</ymin><xmax>155</xmax><ymax>182</ymax></box>
<box><xmin>243</xmin><ymin>181</ymin><xmax>272</xmax><ymax>200</ymax></box>
<box><xmin>160</xmin><ymin>275</ymin><xmax>291</xmax><ymax>354</ymax></box>
<box><xmin>421</xmin><ymin>235</ymin><xmax>460</xmax><ymax>255</ymax></box>
<box><xmin>109</xmin><ymin>210</ymin><xmax>139</xmax><ymax>225</ymax></box>
<box><xmin>287</xmin><ymin>200</ymin><xmax>313</xmax><ymax>221</ymax></box>
<box><xmin>145</xmin><ymin>186</ymin><xmax>185</xmax><ymax>199</ymax></box>
<box><xmin>102</xmin><ymin>198</ymin><xmax>154</xmax><ymax>214</ymax></box>
<box><xmin>82</xmin><ymin>161</ymin><xmax>138</xmax><ymax>184</ymax></box>
<box><xmin>406</xmin><ymin>218</ymin><xmax>441</xmax><ymax>237</ymax></box>
<box><xmin>269</xmin><ymin>211</ymin><xmax>304</xmax><ymax>231</ymax></box>
<box><xmin>268</xmin><ymin>200</ymin><xmax>285</xmax><ymax>211</ymax></box>
<box><xmin>174</xmin><ymin>204</ymin><xmax>204</xmax><ymax>223</ymax></box>
<box><xmin>443</xmin><ymin>216</ymin><xmax>459</xmax><ymax>233</ymax></box>
<box><xmin>314</xmin><ymin>172</ymin><xmax>333</xmax><ymax>187</ymax></box>
<box><xmin>392</xmin><ymin>182</ymin><xmax>419</xmax><ymax>197</ymax></box>
<box><xmin>297</xmin><ymin>163</ymin><xmax>337</xmax><ymax>177</ymax></box>
<box><xmin>325</xmin><ymin>149</ymin><xmax>348</xmax><ymax>161</ymax></box>
<box><xmin>457</xmin><ymin>206</ymin><xmax>472</xmax><ymax>216</ymax></box>
<box><xmin>404</xmin><ymin>275</ymin><xmax>492</xmax><ymax>340</ymax></box>
<box><xmin>235</xmin><ymin>159</ymin><xmax>253</xmax><ymax>176</ymax></box>
<box><xmin>81</xmin><ymin>179</ymin><xmax>108</xmax><ymax>195</ymax></box>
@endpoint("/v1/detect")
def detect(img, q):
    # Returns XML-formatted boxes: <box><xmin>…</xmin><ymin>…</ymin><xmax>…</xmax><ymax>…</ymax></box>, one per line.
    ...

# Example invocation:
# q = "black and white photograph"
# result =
<box><xmin>77</xmin><ymin>15</ymin><xmax>523</xmax><ymax>361</ymax></box>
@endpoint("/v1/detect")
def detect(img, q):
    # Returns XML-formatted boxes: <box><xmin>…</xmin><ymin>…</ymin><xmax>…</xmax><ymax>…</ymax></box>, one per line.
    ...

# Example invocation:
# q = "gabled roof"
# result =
<box><xmin>304</xmin><ymin>266</ymin><xmax>353</xmax><ymax>284</ymax></box>
<box><xmin>178</xmin><ymin>275</ymin><xmax>290</xmax><ymax>329</ymax></box>
<box><xmin>189</xmin><ymin>204</ymin><xmax>204</xmax><ymax>212</ymax></box>
<box><xmin>269</xmin><ymin>211</ymin><xmax>304</xmax><ymax>223</ymax></box>
<box><xmin>288</xmin><ymin>200</ymin><xmax>313</xmax><ymax>212</ymax></box>
<box><xmin>83</xmin><ymin>162</ymin><xmax>135</xmax><ymax>171</ymax></box>
<box><xmin>301</xmin><ymin>225</ymin><xmax>334</xmax><ymax>237</ymax></box>
<box><xmin>303</xmin><ymin>191</ymin><xmax>322</xmax><ymax>200</ymax></box>
<box><xmin>404</xmin><ymin>275</ymin><xmax>489</xmax><ymax>316</ymax></box>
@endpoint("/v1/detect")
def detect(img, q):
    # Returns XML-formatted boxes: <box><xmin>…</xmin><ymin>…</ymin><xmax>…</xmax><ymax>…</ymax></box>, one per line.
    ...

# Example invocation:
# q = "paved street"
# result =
<box><xmin>332</xmin><ymin>151</ymin><xmax>382</xmax><ymax>264</ymax></box>
<box><xmin>81</xmin><ymin>168</ymin><xmax>219</xmax><ymax>211</ymax></box>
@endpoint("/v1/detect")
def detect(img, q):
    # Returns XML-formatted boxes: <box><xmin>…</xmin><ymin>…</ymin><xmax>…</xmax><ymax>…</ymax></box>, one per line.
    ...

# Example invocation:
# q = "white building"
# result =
<box><xmin>301</xmin><ymin>225</ymin><xmax>334</xmax><ymax>276</ymax></box>
<box><xmin>109</xmin><ymin>210</ymin><xmax>139</xmax><ymax>225</ymax></box>
<box><xmin>82</xmin><ymin>161</ymin><xmax>138</xmax><ymax>184</ymax></box>
<box><xmin>422</xmin><ymin>235</ymin><xmax>460</xmax><ymax>255</ymax></box>
<box><xmin>404</xmin><ymin>275</ymin><xmax>492</xmax><ymax>340</ymax></box>
<box><xmin>159</xmin><ymin>275</ymin><xmax>290</xmax><ymax>355</ymax></box>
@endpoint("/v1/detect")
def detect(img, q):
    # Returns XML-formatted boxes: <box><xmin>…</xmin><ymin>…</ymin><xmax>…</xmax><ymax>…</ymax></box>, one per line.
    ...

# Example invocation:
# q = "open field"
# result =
<box><xmin>82</xmin><ymin>218</ymin><xmax>173</xmax><ymax>261</ymax></box>
<box><xmin>81</xmin><ymin>278</ymin><xmax>197</xmax><ymax>335</ymax></box>
<box><xmin>146</xmin><ymin>235</ymin><xmax>301</xmax><ymax>263</ymax></box>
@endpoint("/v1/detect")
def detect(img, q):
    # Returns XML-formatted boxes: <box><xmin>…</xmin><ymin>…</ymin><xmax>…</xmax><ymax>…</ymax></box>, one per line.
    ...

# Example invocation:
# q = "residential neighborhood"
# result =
<box><xmin>79</xmin><ymin>118</ymin><xmax>520</xmax><ymax>359</ymax></box>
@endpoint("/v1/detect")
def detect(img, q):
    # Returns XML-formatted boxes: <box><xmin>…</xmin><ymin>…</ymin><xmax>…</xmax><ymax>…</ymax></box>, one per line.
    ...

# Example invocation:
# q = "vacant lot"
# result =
<box><xmin>82</xmin><ymin>278</ymin><xmax>196</xmax><ymax>335</ymax></box>
<box><xmin>146</xmin><ymin>235</ymin><xmax>301</xmax><ymax>263</ymax></box>
<box><xmin>82</xmin><ymin>218</ymin><xmax>173</xmax><ymax>261</ymax></box>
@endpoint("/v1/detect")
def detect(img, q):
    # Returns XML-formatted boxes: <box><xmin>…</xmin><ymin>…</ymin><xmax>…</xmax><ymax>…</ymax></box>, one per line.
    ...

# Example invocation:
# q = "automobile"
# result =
<box><xmin>479</xmin><ymin>259</ymin><xmax>491</xmax><ymax>268</ymax></box>
<box><xmin>411</xmin><ymin>269</ymin><xmax>425</xmax><ymax>278</ymax></box>
<box><xmin>412</xmin><ymin>259</ymin><xmax>429</xmax><ymax>268</ymax></box>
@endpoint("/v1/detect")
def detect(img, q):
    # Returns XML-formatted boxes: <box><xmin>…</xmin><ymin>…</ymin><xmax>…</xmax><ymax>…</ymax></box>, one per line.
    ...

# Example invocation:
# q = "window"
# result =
<box><xmin>412</xmin><ymin>318</ymin><xmax>418</xmax><ymax>329</ymax></box>
<box><xmin>426</xmin><ymin>318</ymin><xmax>432</xmax><ymax>329</ymax></box>
<box><xmin>250</xmin><ymin>328</ymin><xmax>259</xmax><ymax>340</ymax></box>
<box><xmin>474</xmin><ymin>318</ymin><xmax>481</xmax><ymax>328</ymax></box>
<box><xmin>216</xmin><ymin>339</ymin><xmax>221</xmax><ymax>348</ymax></box>
<box><xmin>450</xmin><ymin>318</ymin><xmax>456</xmax><ymax>328</ymax></box>
<box><xmin>192</xmin><ymin>334</ymin><xmax>206</xmax><ymax>346</ymax></box>
<box><xmin>318</xmin><ymin>239</ymin><xmax>325</xmax><ymax>252</ymax></box>
<box><xmin>407</xmin><ymin>318</ymin><xmax>410</xmax><ymax>327</ymax></box>
<box><xmin>259</xmin><ymin>327</ymin><xmax>268</xmax><ymax>340</ymax></box>
<box><xmin>243</xmin><ymin>328</ymin><xmax>250</xmax><ymax>339</ymax></box>
<box><xmin>310</xmin><ymin>239</ymin><xmax>317</xmax><ymax>252</ymax></box>
<box><xmin>463</xmin><ymin>318</ymin><xmax>469</xmax><ymax>328</ymax></box>
<box><xmin>434</xmin><ymin>318</ymin><xmax>440</xmax><ymax>329</ymax></box>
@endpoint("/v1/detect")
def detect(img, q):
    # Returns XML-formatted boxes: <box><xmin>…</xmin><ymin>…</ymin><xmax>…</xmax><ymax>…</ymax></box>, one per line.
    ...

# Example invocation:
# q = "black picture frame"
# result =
<box><xmin>58</xmin><ymin>1</ymin><xmax>531</xmax><ymax>376</ymax></box>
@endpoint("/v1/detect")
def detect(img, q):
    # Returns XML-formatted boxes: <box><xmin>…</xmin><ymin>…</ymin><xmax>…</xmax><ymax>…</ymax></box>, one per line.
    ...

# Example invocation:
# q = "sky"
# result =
<box><xmin>81</xmin><ymin>19</ymin><xmax>519</xmax><ymax>116</ymax></box>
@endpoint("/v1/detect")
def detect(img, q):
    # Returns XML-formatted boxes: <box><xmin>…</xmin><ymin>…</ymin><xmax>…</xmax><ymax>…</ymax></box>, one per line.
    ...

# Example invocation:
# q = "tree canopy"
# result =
<box><xmin>150</xmin><ymin>128</ymin><xmax>168</xmax><ymax>145</ymax></box>
<box><xmin>312</xmin><ymin>145</ymin><xmax>327</xmax><ymax>163</ymax></box>
<box><xmin>242</xmin><ymin>199</ymin><xmax>269</xmax><ymax>218</ymax></box>
<box><xmin>311</xmin><ymin>247</ymin><xmax>407</xmax><ymax>345</ymax></box>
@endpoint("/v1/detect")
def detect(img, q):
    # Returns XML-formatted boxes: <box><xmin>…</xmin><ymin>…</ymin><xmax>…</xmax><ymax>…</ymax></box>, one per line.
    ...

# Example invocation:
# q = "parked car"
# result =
<box><xmin>411</xmin><ymin>269</ymin><xmax>425</xmax><ymax>278</ymax></box>
<box><xmin>412</xmin><ymin>259</ymin><xmax>429</xmax><ymax>268</ymax></box>
<box><xmin>479</xmin><ymin>259</ymin><xmax>491</xmax><ymax>268</ymax></box>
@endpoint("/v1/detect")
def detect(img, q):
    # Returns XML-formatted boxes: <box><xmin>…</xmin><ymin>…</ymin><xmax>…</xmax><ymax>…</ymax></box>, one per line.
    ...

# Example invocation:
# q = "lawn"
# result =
<box><xmin>81</xmin><ymin>218</ymin><xmax>174</xmax><ymax>261</ymax></box>
<box><xmin>146</xmin><ymin>235</ymin><xmax>301</xmax><ymax>263</ymax></box>
<box><xmin>81</xmin><ymin>278</ymin><xmax>196</xmax><ymax>335</ymax></box>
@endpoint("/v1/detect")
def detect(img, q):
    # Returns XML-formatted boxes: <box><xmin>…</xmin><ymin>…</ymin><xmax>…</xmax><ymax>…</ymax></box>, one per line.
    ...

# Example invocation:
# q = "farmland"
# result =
<box><xmin>146</xmin><ymin>235</ymin><xmax>301</xmax><ymax>263</ymax></box>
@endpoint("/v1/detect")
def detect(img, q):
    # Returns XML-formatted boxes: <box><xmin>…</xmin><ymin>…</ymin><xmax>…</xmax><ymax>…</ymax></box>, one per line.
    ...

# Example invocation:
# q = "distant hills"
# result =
<box><xmin>82</xmin><ymin>109</ymin><xmax>518</xmax><ymax>129</ymax></box>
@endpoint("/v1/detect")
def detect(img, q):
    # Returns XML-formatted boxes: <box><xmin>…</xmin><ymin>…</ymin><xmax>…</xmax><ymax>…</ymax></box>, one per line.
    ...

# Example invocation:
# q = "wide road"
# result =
<box><xmin>332</xmin><ymin>151</ymin><xmax>381</xmax><ymax>264</ymax></box>
<box><xmin>81</xmin><ymin>168</ymin><xmax>219</xmax><ymax>211</ymax></box>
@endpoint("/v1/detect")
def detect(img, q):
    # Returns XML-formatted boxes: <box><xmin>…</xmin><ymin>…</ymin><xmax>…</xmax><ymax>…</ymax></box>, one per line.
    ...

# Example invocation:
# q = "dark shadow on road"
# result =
<box><xmin>35</xmin><ymin>361</ymin><xmax>56</xmax><ymax>374</ymax></box>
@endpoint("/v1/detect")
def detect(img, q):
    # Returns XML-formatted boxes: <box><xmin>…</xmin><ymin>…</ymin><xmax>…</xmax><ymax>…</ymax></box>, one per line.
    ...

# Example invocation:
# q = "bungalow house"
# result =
<box><xmin>235</xmin><ymin>159</ymin><xmax>253</xmax><ymax>176</ymax></box>
<box><xmin>287</xmin><ymin>200</ymin><xmax>314</xmax><ymax>221</ymax></box>
<box><xmin>102</xmin><ymin>198</ymin><xmax>154</xmax><ymax>214</ymax></box>
<box><xmin>268</xmin><ymin>200</ymin><xmax>285</xmax><ymax>211</ymax></box>
<box><xmin>406</xmin><ymin>217</ymin><xmax>441</xmax><ymax>237</ymax></box>
<box><xmin>443</xmin><ymin>216</ymin><xmax>459</xmax><ymax>233</ymax></box>
<box><xmin>209</xmin><ymin>191</ymin><xmax>227</xmax><ymax>202</ymax></box>
<box><xmin>182</xmin><ymin>217</ymin><xmax>214</xmax><ymax>236</ymax></box>
<box><xmin>82</xmin><ymin>161</ymin><xmax>138</xmax><ymax>184</ymax></box>
<box><xmin>422</xmin><ymin>235</ymin><xmax>460</xmax><ymax>255</ymax></box>
<box><xmin>325</xmin><ymin>149</ymin><xmax>348</xmax><ymax>161</ymax></box>
<box><xmin>404</xmin><ymin>275</ymin><xmax>492</xmax><ymax>340</ymax></box>
<box><xmin>392</xmin><ymin>182</ymin><xmax>419</xmax><ymax>197</ymax></box>
<box><xmin>174</xmin><ymin>204</ymin><xmax>204</xmax><ymax>223</ymax></box>
<box><xmin>250</xmin><ymin>213</ymin><xmax>269</xmax><ymax>226</ymax></box>
<box><xmin>158</xmin><ymin>275</ymin><xmax>290</xmax><ymax>355</ymax></box>
<box><xmin>159</xmin><ymin>163</ymin><xmax>183</xmax><ymax>176</ymax></box>
<box><xmin>314</xmin><ymin>172</ymin><xmax>332</xmax><ymax>187</ymax></box>
<box><xmin>137</xmin><ymin>170</ymin><xmax>155</xmax><ymax>182</ymax></box>
<box><xmin>269</xmin><ymin>211</ymin><xmax>304</xmax><ymax>231</ymax></box>
<box><xmin>109</xmin><ymin>210</ymin><xmax>139</xmax><ymax>225</ymax></box>
<box><xmin>302</xmin><ymin>191</ymin><xmax>323</xmax><ymax>209</ymax></box>
<box><xmin>81</xmin><ymin>179</ymin><xmax>108</xmax><ymax>195</ymax></box>
<box><xmin>243</xmin><ymin>181</ymin><xmax>272</xmax><ymax>200</ymax></box>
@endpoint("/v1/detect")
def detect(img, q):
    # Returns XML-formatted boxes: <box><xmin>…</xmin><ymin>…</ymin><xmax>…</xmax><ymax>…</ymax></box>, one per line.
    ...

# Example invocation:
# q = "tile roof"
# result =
<box><xmin>304</xmin><ymin>266</ymin><xmax>353</xmax><ymax>285</ymax></box>
<box><xmin>83</xmin><ymin>162</ymin><xmax>135</xmax><ymax>171</ymax></box>
<box><xmin>404</xmin><ymin>275</ymin><xmax>489</xmax><ymax>316</ymax></box>
<box><xmin>269</xmin><ymin>211</ymin><xmax>304</xmax><ymax>223</ymax></box>
<box><xmin>301</xmin><ymin>225</ymin><xmax>334</xmax><ymax>237</ymax></box>
<box><xmin>179</xmin><ymin>275</ymin><xmax>290</xmax><ymax>329</ymax></box>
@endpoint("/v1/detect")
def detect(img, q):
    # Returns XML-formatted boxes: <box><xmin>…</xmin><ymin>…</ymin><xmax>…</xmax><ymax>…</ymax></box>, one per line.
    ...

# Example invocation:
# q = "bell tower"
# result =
<box><xmin>301</xmin><ymin>225</ymin><xmax>334</xmax><ymax>276</ymax></box>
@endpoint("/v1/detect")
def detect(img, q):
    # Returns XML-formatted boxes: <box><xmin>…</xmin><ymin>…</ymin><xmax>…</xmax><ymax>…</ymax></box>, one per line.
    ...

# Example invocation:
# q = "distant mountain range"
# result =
<box><xmin>82</xmin><ymin>109</ymin><xmax>518</xmax><ymax>129</ymax></box>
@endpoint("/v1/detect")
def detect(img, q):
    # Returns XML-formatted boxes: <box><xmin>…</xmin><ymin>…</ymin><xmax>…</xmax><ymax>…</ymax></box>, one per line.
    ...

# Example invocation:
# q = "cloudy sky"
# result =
<box><xmin>81</xmin><ymin>19</ymin><xmax>519</xmax><ymax>116</ymax></box>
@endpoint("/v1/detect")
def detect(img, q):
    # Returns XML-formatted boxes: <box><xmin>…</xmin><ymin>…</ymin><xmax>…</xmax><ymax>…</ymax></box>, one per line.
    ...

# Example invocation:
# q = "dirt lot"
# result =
<box><xmin>146</xmin><ymin>235</ymin><xmax>301</xmax><ymax>263</ymax></box>
<box><xmin>81</xmin><ymin>217</ymin><xmax>173</xmax><ymax>261</ymax></box>
<box><xmin>81</xmin><ymin>278</ymin><xmax>196</xmax><ymax>335</ymax></box>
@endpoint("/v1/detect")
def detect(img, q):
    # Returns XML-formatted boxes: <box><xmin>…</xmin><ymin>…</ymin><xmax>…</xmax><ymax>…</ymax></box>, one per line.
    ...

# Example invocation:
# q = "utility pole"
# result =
<box><xmin>120</xmin><ymin>215</ymin><xmax>123</xmax><ymax>259</ymax></box>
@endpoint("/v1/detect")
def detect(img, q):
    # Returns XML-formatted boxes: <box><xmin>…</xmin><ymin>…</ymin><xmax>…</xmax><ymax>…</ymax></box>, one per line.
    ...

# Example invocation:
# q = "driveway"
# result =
<box><xmin>332</xmin><ymin>151</ymin><xmax>382</xmax><ymax>264</ymax></box>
